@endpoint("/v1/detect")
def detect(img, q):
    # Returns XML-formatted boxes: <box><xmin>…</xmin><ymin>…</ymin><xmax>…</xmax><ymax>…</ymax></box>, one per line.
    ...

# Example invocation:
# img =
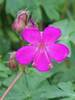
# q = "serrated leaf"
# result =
<box><xmin>2</xmin><ymin>69</ymin><xmax>75</xmax><ymax>100</ymax></box>
<box><xmin>0</xmin><ymin>63</ymin><xmax>12</xmax><ymax>78</ymax></box>
<box><xmin>0</xmin><ymin>63</ymin><xmax>10</xmax><ymax>72</ymax></box>
<box><xmin>52</xmin><ymin>19</ymin><xmax>75</xmax><ymax>46</ymax></box>
<box><xmin>53</xmin><ymin>19</ymin><xmax>75</xmax><ymax>36</ymax></box>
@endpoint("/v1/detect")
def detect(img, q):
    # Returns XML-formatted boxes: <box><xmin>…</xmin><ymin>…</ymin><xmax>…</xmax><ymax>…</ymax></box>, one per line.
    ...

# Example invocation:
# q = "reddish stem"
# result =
<box><xmin>0</xmin><ymin>72</ymin><xmax>23</xmax><ymax>100</ymax></box>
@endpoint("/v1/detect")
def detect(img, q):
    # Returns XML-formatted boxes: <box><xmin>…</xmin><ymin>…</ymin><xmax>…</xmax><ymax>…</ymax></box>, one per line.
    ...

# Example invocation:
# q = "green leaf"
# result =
<box><xmin>32</xmin><ymin>7</ymin><xmax>42</xmax><ymax>22</ymax></box>
<box><xmin>40</xmin><ymin>0</ymin><xmax>65</xmax><ymax>20</ymax></box>
<box><xmin>0</xmin><ymin>30</ymin><xmax>4</xmax><ymax>37</ymax></box>
<box><xmin>6</xmin><ymin>0</ymin><xmax>25</xmax><ymax>17</ymax></box>
<box><xmin>0</xmin><ymin>63</ymin><xmax>10</xmax><ymax>72</ymax></box>
<box><xmin>20</xmin><ymin>68</ymin><xmax>52</xmax><ymax>89</ymax></box>
<box><xmin>49</xmin><ymin>42</ymin><xmax>75</xmax><ymax>83</ymax></box>
<box><xmin>52</xmin><ymin>19</ymin><xmax>75</xmax><ymax>46</ymax></box>
<box><xmin>7</xmin><ymin>30</ymin><xmax>19</xmax><ymax>43</ymax></box>
<box><xmin>6</xmin><ymin>0</ymin><xmax>41</xmax><ymax>22</ymax></box>
<box><xmin>3</xmin><ymin>68</ymin><xmax>75</xmax><ymax>100</ymax></box>
<box><xmin>59</xmin><ymin>43</ymin><xmax>75</xmax><ymax>82</ymax></box>
<box><xmin>58</xmin><ymin>82</ymin><xmax>75</xmax><ymax>99</ymax></box>
<box><xmin>0</xmin><ymin>36</ymin><xmax>11</xmax><ymax>54</ymax></box>
<box><xmin>70</xmin><ymin>32</ymin><xmax>75</xmax><ymax>44</ymax></box>
<box><xmin>1</xmin><ymin>69</ymin><xmax>54</xmax><ymax>99</ymax></box>
<box><xmin>0</xmin><ymin>0</ymin><xmax>4</xmax><ymax>4</ymax></box>
<box><xmin>53</xmin><ymin>19</ymin><xmax>75</xmax><ymax>36</ymax></box>
<box><xmin>39</xmin><ymin>82</ymin><xmax>75</xmax><ymax>99</ymax></box>
<box><xmin>0</xmin><ymin>63</ymin><xmax>12</xmax><ymax>78</ymax></box>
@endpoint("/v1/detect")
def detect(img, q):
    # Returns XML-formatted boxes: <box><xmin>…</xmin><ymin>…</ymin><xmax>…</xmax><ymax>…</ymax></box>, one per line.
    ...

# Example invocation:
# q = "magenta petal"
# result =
<box><xmin>16</xmin><ymin>46</ymin><xmax>36</xmax><ymax>65</ymax></box>
<box><xmin>43</xmin><ymin>26</ymin><xmax>61</xmax><ymax>43</ymax></box>
<box><xmin>33</xmin><ymin>51</ymin><xmax>52</xmax><ymax>72</ymax></box>
<box><xmin>47</xmin><ymin>43</ymin><xmax>69</xmax><ymax>62</ymax></box>
<box><xmin>21</xmin><ymin>27</ymin><xmax>41</xmax><ymax>44</ymax></box>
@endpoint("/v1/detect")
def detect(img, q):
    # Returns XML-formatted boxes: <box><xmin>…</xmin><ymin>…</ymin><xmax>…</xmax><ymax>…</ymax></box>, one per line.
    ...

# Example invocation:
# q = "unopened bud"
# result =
<box><xmin>8</xmin><ymin>51</ymin><xmax>16</xmax><ymax>69</ymax></box>
<box><xmin>12</xmin><ymin>10</ymin><xmax>29</xmax><ymax>32</ymax></box>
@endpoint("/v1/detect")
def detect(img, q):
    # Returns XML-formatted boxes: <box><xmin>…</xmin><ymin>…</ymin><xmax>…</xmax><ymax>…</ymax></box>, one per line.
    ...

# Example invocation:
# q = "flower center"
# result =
<box><xmin>38</xmin><ymin>40</ymin><xmax>46</xmax><ymax>50</ymax></box>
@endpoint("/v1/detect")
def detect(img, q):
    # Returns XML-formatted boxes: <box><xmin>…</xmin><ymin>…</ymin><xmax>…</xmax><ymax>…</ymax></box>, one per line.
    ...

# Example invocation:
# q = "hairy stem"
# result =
<box><xmin>0</xmin><ymin>71</ymin><xmax>23</xmax><ymax>100</ymax></box>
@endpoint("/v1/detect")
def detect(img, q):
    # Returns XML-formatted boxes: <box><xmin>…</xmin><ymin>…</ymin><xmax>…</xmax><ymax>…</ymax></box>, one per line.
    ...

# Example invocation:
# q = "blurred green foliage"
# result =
<box><xmin>0</xmin><ymin>0</ymin><xmax>75</xmax><ymax>100</ymax></box>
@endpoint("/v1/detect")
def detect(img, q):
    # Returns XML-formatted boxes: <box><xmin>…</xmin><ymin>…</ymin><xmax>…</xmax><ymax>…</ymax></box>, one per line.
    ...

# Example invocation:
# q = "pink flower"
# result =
<box><xmin>16</xmin><ymin>26</ymin><xmax>69</xmax><ymax>72</ymax></box>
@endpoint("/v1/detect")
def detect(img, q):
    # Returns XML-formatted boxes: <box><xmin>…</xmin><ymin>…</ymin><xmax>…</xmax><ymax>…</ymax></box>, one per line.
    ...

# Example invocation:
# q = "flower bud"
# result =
<box><xmin>12</xmin><ymin>10</ymin><xmax>29</xmax><ymax>32</ymax></box>
<box><xmin>8</xmin><ymin>51</ymin><xmax>16</xmax><ymax>69</ymax></box>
